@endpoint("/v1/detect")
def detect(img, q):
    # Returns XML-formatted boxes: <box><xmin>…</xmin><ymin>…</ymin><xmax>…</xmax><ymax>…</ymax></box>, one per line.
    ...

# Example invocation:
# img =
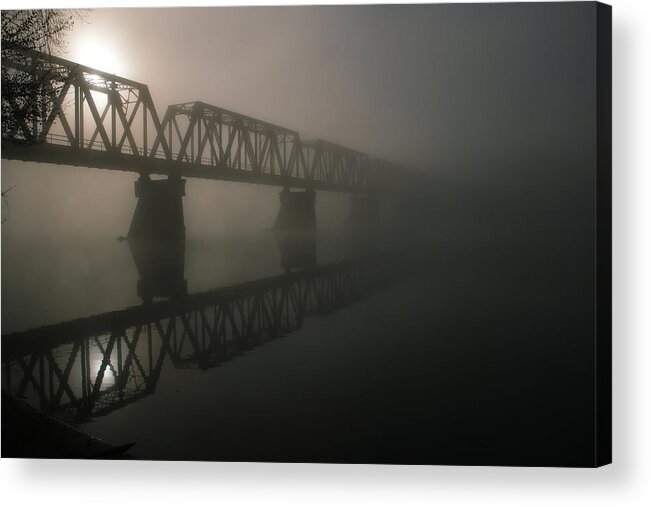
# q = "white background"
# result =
<box><xmin>1</xmin><ymin>0</ymin><xmax>649</xmax><ymax>505</ymax></box>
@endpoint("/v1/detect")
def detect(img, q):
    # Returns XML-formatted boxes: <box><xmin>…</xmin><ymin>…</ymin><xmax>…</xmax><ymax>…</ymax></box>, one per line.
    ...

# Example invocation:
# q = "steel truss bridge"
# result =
<box><xmin>1</xmin><ymin>49</ymin><xmax>420</xmax><ymax>195</ymax></box>
<box><xmin>2</xmin><ymin>257</ymin><xmax>407</xmax><ymax>420</ymax></box>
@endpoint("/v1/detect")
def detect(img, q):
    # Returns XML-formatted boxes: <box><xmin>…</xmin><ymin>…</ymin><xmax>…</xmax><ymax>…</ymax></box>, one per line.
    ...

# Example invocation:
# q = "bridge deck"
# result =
<box><xmin>1</xmin><ymin>142</ymin><xmax>369</xmax><ymax>193</ymax></box>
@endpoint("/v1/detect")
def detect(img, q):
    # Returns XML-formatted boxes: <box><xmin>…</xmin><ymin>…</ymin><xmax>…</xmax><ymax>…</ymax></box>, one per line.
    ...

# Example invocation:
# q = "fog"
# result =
<box><xmin>2</xmin><ymin>3</ymin><xmax>597</xmax><ymax>242</ymax></box>
<box><xmin>65</xmin><ymin>4</ymin><xmax>594</xmax><ymax>172</ymax></box>
<box><xmin>1</xmin><ymin>1</ymin><xmax>597</xmax><ymax>260</ymax></box>
<box><xmin>1</xmin><ymin>3</ymin><xmax>605</xmax><ymax>465</ymax></box>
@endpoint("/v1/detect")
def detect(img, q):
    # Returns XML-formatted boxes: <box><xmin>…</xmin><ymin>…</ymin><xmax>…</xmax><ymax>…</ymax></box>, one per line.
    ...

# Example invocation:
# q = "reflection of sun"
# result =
<box><xmin>91</xmin><ymin>358</ymin><xmax>116</xmax><ymax>389</ymax></box>
<box><xmin>70</xmin><ymin>36</ymin><xmax>124</xmax><ymax>76</ymax></box>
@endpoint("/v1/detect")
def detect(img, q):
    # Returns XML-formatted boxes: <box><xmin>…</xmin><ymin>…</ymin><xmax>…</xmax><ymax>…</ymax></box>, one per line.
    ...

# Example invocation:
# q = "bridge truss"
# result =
<box><xmin>1</xmin><ymin>49</ymin><xmax>411</xmax><ymax>194</ymax></box>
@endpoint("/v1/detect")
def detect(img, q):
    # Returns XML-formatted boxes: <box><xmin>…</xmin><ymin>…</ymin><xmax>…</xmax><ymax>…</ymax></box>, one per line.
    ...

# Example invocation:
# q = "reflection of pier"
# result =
<box><xmin>274</xmin><ymin>231</ymin><xmax>317</xmax><ymax>272</ymax></box>
<box><xmin>129</xmin><ymin>239</ymin><xmax>187</xmax><ymax>302</ymax></box>
<box><xmin>2</xmin><ymin>257</ymin><xmax>405</xmax><ymax>421</ymax></box>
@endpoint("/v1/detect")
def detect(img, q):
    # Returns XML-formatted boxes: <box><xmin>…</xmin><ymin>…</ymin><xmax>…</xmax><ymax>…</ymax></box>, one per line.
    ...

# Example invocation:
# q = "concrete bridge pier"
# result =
<box><xmin>272</xmin><ymin>188</ymin><xmax>317</xmax><ymax>272</ymax></box>
<box><xmin>347</xmin><ymin>194</ymin><xmax>379</xmax><ymax>229</ymax></box>
<box><xmin>273</xmin><ymin>188</ymin><xmax>316</xmax><ymax>231</ymax></box>
<box><xmin>128</xmin><ymin>175</ymin><xmax>186</xmax><ymax>243</ymax></box>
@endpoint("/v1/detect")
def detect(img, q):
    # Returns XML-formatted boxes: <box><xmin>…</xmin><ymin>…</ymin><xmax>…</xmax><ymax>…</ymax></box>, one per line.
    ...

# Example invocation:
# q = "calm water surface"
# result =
<box><xmin>1</xmin><ymin>163</ymin><xmax>598</xmax><ymax>465</ymax></box>
<box><xmin>2</xmin><ymin>230</ymin><xmax>357</xmax><ymax>333</ymax></box>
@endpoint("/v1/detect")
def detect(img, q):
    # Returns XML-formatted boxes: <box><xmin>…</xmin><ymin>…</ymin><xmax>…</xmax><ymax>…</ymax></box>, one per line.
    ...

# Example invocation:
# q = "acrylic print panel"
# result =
<box><xmin>0</xmin><ymin>2</ymin><xmax>611</xmax><ymax>466</ymax></box>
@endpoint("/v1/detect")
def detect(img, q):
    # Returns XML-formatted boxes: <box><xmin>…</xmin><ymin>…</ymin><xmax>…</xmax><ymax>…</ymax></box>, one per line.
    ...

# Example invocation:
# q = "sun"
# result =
<box><xmin>71</xmin><ymin>37</ymin><xmax>124</xmax><ymax>75</ymax></box>
<box><xmin>68</xmin><ymin>30</ymin><xmax>128</xmax><ymax>76</ymax></box>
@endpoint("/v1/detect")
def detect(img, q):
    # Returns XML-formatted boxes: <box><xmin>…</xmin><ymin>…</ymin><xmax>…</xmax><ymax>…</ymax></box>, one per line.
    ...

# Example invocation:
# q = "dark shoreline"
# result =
<box><xmin>1</xmin><ymin>391</ymin><xmax>133</xmax><ymax>459</ymax></box>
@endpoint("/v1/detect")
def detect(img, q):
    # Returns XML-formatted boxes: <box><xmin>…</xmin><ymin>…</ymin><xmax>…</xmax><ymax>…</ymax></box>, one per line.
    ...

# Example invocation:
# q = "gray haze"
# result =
<box><xmin>1</xmin><ymin>3</ymin><xmax>604</xmax><ymax>465</ymax></box>
<box><xmin>2</xmin><ymin>4</ymin><xmax>597</xmax><ymax>238</ymax></box>
<box><xmin>65</xmin><ymin>3</ymin><xmax>596</xmax><ymax>173</ymax></box>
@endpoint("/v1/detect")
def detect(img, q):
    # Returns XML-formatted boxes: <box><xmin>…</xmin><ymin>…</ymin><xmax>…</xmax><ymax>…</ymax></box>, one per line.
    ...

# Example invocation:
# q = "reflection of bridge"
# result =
<box><xmin>2</xmin><ymin>257</ymin><xmax>405</xmax><ymax>421</ymax></box>
<box><xmin>1</xmin><ymin>49</ymin><xmax>429</xmax><ymax>240</ymax></box>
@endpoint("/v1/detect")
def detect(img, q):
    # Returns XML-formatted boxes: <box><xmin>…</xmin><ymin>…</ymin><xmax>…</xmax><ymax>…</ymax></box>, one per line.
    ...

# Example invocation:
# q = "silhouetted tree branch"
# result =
<box><xmin>1</xmin><ymin>185</ymin><xmax>16</xmax><ymax>223</ymax></box>
<box><xmin>1</xmin><ymin>9</ymin><xmax>86</xmax><ymax>142</ymax></box>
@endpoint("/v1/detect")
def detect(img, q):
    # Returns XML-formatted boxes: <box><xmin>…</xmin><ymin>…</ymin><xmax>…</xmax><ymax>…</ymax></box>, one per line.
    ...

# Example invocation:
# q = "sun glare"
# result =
<box><xmin>71</xmin><ymin>36</ymin><xmax>125</xmax><ymax>76</ymax></box>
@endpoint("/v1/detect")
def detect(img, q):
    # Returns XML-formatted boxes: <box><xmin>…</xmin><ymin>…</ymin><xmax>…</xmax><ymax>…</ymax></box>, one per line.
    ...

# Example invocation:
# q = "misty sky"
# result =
<box><xmin>2</xmin><ymin>3</ymin><xmax>599</xmax><ymax>241</ymax></box>
<box><xmin>59</xmin><ymin>3</ymin><xmax>596</xmax><ymax>177</ymax></box>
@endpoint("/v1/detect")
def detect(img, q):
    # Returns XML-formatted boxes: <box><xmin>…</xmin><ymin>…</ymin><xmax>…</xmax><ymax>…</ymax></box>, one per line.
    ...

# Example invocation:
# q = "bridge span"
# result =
<box><xmin>1</xmin><ymin>49</ymin><xmax>427</xmax><ymax>240</ymax></box>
